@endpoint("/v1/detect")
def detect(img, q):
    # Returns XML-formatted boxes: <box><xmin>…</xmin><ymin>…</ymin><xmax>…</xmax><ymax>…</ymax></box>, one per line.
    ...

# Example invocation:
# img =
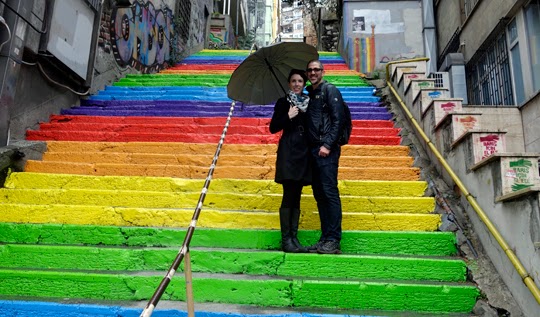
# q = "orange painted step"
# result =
<box><xmin>38</xmin><ymin>141</ymin><xmax>413</xmax><ymax>157</ymax></box>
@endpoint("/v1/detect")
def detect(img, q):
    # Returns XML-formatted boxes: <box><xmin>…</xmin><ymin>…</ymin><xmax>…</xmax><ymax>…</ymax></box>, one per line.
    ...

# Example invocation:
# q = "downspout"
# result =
<box><xmin>385</xmin><ymin>58</ymin><xmax>540</xmax><ymax>305</ymax></box>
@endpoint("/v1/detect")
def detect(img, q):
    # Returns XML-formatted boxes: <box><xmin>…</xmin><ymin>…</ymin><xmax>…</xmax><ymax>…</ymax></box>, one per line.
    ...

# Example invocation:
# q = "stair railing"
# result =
<box><xmin>385</xmin><ymin>59</ymin><xmax>540</xmax><ymax>305</ymax></box>
<box><xmin>139</xmin><ymin>101</ymin><xmax>237</xmax><ymax>317</ymax></box>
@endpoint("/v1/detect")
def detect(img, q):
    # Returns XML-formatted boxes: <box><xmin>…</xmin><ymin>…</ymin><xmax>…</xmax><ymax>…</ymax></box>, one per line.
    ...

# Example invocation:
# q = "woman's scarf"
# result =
<box><xmin>288</xmin><ymin>90</ymin><xmax>310</xmax><ymax>112</ymax></box>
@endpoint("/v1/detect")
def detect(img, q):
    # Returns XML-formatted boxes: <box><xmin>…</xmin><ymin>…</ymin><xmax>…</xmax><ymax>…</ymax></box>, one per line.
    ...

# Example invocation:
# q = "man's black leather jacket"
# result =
<box><xmin>306</xmin><ymin>80</ymin><xmax>345</xmax><ymax>150</ymax></box>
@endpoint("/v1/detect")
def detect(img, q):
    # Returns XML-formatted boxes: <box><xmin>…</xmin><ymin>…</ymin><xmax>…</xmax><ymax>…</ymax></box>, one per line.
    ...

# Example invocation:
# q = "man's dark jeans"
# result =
<box><xmin>310</xmin><ymin>146</ymin><xmax>342</xmax><ymax>242</ymax></box>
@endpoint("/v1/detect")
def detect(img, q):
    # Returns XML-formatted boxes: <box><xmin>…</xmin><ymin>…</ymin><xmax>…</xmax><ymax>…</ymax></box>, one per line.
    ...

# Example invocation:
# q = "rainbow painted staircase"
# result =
<box><xmin>0</xmin><ymin>50</ymin><xmax>479</xmax><ymax>316</ymax></box>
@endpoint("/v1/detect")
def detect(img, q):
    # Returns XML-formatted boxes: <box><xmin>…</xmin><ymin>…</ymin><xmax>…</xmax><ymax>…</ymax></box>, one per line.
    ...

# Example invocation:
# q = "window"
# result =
<box><xmin>466</xmin><ymin>32</ymin><xmax>514</xmax><ymax>105</ymax></box>
<box><xmin>508</xmin><ymin>19</ymin><xmax>526</xmax><ymax>104</ymax></box>
<box><xmin>525</xmin><ymin>0</ymin><xmax>540</xmax><ymax>93</ymax></box>
<box><xmin>464</xmin><ymin>0</ymin><xmax>481</xmax><ymax>18</ymax></box>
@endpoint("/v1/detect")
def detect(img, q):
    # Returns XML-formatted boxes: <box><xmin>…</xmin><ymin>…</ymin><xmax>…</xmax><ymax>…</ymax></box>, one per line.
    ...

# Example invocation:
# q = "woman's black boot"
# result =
<box><xmin>279</xmin><ymin>208</ymin><xmax>301</xmax><ymax>252</ymax></box>
<box><xmin>290</xmin><ymin>208</ymin><xmax>308</xmax><ymax>253</ymax></box>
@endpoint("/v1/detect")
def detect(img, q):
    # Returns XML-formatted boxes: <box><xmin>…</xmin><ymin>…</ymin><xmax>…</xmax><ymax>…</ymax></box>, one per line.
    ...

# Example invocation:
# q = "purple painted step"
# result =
<box><xmin>80</xmin><ymin>99</ymin><xmax>384</xmax><ymax>108</ymax></box>
<box><xmin>61</xmin><ymin>108</ymin><xmax>392</xmax><ymax>120</ymax></box>
<box><xmin>76</xmin><ymin>105</ymin><xmax>388</xmax><ymax>113</ymax></box>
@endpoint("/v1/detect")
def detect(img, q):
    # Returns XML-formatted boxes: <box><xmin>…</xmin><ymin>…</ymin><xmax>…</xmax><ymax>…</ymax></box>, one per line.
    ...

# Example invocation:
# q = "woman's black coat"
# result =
<box><xmin>269</xmin><ymin>96</ymin><xmax>312</xmax><ymax>185</ymax></box>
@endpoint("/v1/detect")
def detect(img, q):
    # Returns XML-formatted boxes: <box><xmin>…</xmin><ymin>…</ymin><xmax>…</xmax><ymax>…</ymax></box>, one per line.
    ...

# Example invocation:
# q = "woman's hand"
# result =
<box><xmin>288</xmin><ymin>105</ymin><xmax>299</xmax><ymax>119</ymax></box>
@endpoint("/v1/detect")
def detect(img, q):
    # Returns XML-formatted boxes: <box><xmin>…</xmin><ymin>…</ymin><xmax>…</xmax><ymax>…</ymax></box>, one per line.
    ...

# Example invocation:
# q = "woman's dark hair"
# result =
<box><xmin>288</xmin><ymin>69</ymin><xmax>307</xmax><ymax>84</ymax></box>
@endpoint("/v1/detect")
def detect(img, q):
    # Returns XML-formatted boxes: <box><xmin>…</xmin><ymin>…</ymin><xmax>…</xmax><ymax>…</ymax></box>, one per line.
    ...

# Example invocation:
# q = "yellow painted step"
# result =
<box><xmin>5</xmin><ymin>172</ymin><xmax>429</xmax><ymax>197</ymax></box>
<box><xmin>0</xmin><ymin>203</ymin><xmax>441</xmax><ymax>231</ymax></box>
<box><xmin>0</xmin><ymin>188</ymin><xmax>435</xmax><ymax>213</ymax></box>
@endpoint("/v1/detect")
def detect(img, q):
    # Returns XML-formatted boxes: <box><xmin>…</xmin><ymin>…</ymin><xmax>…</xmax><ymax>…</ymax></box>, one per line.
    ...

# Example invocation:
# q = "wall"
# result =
<box><xmin>521</xmin><ymin>93</ymin><xmax>540</xmax><ymax>152</ymax></box>
<box><xmin>343</xmin><ymin>1</ymin><xmax>424</xmax><ymax>75</ymax></box>
<box><xmin>434</xmin><ymin>0</ymin><xmax>462</xmax><ymax>55</ymax></box>
<box><xmin>6</xmin><ymin>0</ymin><xmax>213</xmax><ymax>142</ymax></box>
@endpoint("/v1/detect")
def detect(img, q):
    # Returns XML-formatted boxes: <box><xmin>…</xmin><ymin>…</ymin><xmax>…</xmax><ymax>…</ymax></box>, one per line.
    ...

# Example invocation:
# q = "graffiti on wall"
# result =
<box><xmin>209</xmin><ymin>28</ymin><xmax>228</xmax><ymax>49</ymax></box>
<box><xmin>110</xmin><ymin>1</ymin><xmax>173</xmax><ymax>73</ymax></box>
<box><xmin>349</xmin><ymin>8</ymin><xmax>421</xmax><ymax>74</ymax></box>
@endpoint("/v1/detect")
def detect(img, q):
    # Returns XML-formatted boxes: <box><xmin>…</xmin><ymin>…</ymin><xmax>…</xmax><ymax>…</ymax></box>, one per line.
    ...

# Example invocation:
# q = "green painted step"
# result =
<box><xmin>0</xmin><ymin>269</ymin><xmax>479</xmax><ymax>313</ymax></box>
<box><xmin>4</xmin><ymin>172</ymin><xmax>429</xmax><ymax>197</ymax></box>
<box><xmin>0</xmin><ymin>244</ymin><xmax>467</xmax><ymax>282</ymax></box>
<box><xmin>0</xmin><ymin>223</ymin><xmax>458</xmax><ymax>256</ymax></box>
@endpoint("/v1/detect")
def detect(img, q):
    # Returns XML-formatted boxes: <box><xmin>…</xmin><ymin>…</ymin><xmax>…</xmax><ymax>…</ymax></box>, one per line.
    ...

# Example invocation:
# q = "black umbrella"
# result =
<box><xmin>227</xmin><ymin>42</ymin><xmax>319</xmax><ymax>105</ymax></box>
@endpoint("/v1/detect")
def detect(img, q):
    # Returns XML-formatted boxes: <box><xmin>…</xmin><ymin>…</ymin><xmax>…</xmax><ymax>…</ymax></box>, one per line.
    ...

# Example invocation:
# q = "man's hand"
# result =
<box><xmin>288</xmin><ymin>105</ymin><xmax>299</xmax><ymax>119</ymax></box>
<box><xmin>319</xmin><ymin>146</ymin><xmax>330</xmax><ymax>157</ymax></box>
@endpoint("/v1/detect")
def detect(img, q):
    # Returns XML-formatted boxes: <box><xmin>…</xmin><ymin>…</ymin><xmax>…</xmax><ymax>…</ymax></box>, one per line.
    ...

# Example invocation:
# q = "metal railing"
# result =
<box><xmin>139</xmin><ymin>101</ymin><xmax>237</xmax><ymax>317</ymax></box>
<box><xmin>385</xmin><ymin>58</ymin><xmax>540</xmax><ymax>305</ymax></box>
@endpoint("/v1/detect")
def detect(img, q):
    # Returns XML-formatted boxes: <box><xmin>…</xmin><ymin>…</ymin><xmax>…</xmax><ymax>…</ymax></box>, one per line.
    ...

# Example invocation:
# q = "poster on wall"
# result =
<box><xmin>352</xmin><ymin>9</ymin><xmax>404</xmax><ymax>34</ymax></box>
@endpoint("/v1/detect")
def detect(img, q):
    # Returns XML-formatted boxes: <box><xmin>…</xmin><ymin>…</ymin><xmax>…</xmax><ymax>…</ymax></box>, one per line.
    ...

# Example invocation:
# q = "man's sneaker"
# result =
<box><xmin>306</xmin><ymin>240</ymin><xmax>325</xmax><ymax>253</ymax></box>
<box><xmin>317</xmin><ymin>240</ymin><xmax>342</xmax><ymax>254</ymax></box>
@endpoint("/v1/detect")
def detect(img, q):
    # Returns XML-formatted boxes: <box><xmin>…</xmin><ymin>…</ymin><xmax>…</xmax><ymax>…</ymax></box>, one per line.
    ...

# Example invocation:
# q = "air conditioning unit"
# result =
<box><xmin>39</xmin><ymin>0</ymin><xmax>101</xmax><ymax>87</ymax></box>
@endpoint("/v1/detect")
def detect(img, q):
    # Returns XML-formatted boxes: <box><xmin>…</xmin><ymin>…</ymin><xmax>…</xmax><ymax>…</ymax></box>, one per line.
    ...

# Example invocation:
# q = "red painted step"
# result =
<box><xmin>48</xmin><ymin>115</ymin><xmax>395</xmax><ymax>128</ymax></box>
<box><xmin>34</xmin><ymin>122</ymin><xmax>400</xmax><ymax>136</ymax></box>
<box><xmin>26</xmin><ymin>130</ymin><xmax>401</xmax><ymax>145</ymax></box>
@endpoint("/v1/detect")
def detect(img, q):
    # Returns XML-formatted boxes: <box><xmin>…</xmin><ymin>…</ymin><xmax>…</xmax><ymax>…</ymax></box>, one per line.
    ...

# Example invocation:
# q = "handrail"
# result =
<box><xmin>139</xmin><ymin>101</ymin><xmax>237</xmax><ymax>317</ymax></box>
<box><xmin>384</xmin><ymin>59</ymin><xmax>540</xmax><ymax>304</ymax></box>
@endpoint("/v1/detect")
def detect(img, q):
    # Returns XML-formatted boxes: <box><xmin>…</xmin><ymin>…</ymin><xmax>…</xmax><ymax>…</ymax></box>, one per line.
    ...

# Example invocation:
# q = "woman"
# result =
<box><xmin>269</xmin><ymin>69</ymin><xmax>311</xmax><ymax>253</ymax></box>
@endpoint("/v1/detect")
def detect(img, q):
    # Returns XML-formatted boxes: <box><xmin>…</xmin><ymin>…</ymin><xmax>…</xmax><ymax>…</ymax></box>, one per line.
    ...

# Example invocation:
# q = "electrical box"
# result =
<box><xmin>44</xmin><ymin>0</ymin><xmax>95</xmax><ymax>79</ymax></box>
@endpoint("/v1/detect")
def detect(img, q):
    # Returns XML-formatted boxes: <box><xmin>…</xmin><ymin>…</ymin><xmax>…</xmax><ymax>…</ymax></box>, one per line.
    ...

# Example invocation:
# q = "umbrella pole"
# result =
<box><xmin>264</xmin><ymin>58</ymin><xmax>289</xmax><ymax>97</ymax></box>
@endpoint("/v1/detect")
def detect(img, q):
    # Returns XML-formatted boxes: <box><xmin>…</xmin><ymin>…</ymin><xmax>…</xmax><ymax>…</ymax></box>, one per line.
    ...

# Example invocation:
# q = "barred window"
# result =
<box><xmin>466</xmin><ymin>33</ymin><xmax>514</xmax><ymax>105</ymax></box>
<box><xmin>177</xmin><ymin>0</ymin><xmax>191</xmax><ymax>43</ymax></box>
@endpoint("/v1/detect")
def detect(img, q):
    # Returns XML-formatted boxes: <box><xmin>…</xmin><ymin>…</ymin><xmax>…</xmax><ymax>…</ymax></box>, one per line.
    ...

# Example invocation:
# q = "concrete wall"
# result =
<box><xmin>342</xmin><ymin>1</ymin><xmax>424</xmax><ymax>75</ymax></box>
<box><xmin>5</xmin><ymin>0</ymin><xmax>212</xmax><ymax>142</ymax></box>
<box><xmin>521</xmin><ymin>92</ymin><xmax>540</xmax><ymax>152</ymax></box>
<box><xmin>434</xmin><ymin>0</ymin><xmax>461</xmax><ymax>54</ymax></box>
<box><xmin>458</xmin><ymin>0</ymin><xmax>519</xmax><ymax>61</ymax></box>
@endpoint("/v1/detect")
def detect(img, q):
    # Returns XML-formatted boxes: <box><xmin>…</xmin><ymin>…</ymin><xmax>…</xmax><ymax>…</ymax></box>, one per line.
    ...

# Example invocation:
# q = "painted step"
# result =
<box><xmin>0</xmin><ymin>202</ymin><xmax>440</xmax><ymax>231</ymax></box>
<box><xmin>0</xmin><ymin>300</ymin><xmax>416</xmax><ymax>317</ymax></box>
<box><xmin>0</xmin><ymin>188</ymin><xmax>435</xmax><ymax>213</ymax></box>
<box><xmin>26</xmin><ymin>130</ymin><xmax>400</xmax><ymax>145</ymax></box>
<box><xmin>5</xmin><ymin>173</ymin><xmax>426</xmax><ymax>197</ymax></box>
<box><xmin>35</xmin><ymin>152</ymin><xmax>413</xmax><ymax>168</ymax></box>
<box><xmin>59</xmin><ymin>105</ymin><xmax>389</xmax><ymax>114</ymax></box>
<box><xmin>0</xmin><ymin>269</ymin><xmax>479</xmax><ymax>313</ymax></box>
<box><xmin>34</xmin><ymin>123</ymin><xmax>400</xmax><ymax>136</ymax></box>
<box><xmin>0</xmin><ymin>223</ymin><xmax>458</xmax><ymax>256</ymax></box>
<box><xmin>24</xmin><ymin>142</ymin><xmax>421</xmax><ymax>180</ymax></box>
<box><xmin>2</xmin><ymin>173</ymin><xmax>432</xmax><ymax>212</ymax></box>
<box><xmin>0</xmin><ymin>244</ymin><xmax>467</xmax><ymax>282</ymax></box>
<box><xmin>78</xmin><ymin>99</ymin><xmax>384</xmax><ymax>108</ymax></box>
<box><xmin>47</xmin><ymin>115</ymin><xmax>393</xmax><ymax>127</ymax></box>
<box><xmin>59</xmin><ymin>107</ymin><xmax>388</xmax><ymax>118</ymax></box>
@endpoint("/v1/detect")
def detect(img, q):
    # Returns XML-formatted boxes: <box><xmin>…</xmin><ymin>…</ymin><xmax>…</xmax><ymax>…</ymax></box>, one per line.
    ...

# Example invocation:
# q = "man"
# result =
<box><xmin>304</xmin><ymin>59</ymin><xmax>344</xmax><ymax>254</ymax></box>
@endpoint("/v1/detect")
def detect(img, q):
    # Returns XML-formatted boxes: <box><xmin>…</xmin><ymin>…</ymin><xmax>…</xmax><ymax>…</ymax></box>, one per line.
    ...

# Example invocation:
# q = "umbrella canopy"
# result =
<box><xmin>227</xmin><ymin>42</ymin><xmax>319</xmax><ymax>105</ymax></box>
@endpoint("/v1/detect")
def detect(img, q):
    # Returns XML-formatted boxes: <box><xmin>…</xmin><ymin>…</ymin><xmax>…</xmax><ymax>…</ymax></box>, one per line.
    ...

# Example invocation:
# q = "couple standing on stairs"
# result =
<box><xmin>269</xmin><ymin>60</ymin><xmax>345</xmax><ymax>255</ymax></box>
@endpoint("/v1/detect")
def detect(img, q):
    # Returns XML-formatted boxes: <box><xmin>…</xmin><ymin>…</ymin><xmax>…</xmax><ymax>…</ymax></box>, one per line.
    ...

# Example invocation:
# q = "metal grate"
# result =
<box><xmin>466</xmin><ymin>33</ymin><xmax>514</xmax><ymax>105</ymax></box>
<box><xmin>429</xmin><ymin>72</ymin><xmax>447</xmax><ymax>88</ymax></box>
<box><xmin>85</xmin><ymin>0</ymin><xmax>102</xmax><ymax>11</ymax></box>
<box><xmin>177</xmin><ymin>0</ymin><xmax>191</xmax><ymax>42</ymax></box>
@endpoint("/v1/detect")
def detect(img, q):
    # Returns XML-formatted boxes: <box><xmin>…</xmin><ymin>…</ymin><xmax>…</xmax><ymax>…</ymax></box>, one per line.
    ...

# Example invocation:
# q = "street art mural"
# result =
<box><xmin>209</xmin><ymin>28</ymin><xmax>228</xmax><ymax>49</ymax></box>
<box><xmin>346</xmin><ymin>5</ymin><xmax>423</xmax><ymax>75</ymax></box>
<box><xmin>110</xmin><ymin>0</ymin><xmax>173</xmax><ymax>73</ymax></box>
